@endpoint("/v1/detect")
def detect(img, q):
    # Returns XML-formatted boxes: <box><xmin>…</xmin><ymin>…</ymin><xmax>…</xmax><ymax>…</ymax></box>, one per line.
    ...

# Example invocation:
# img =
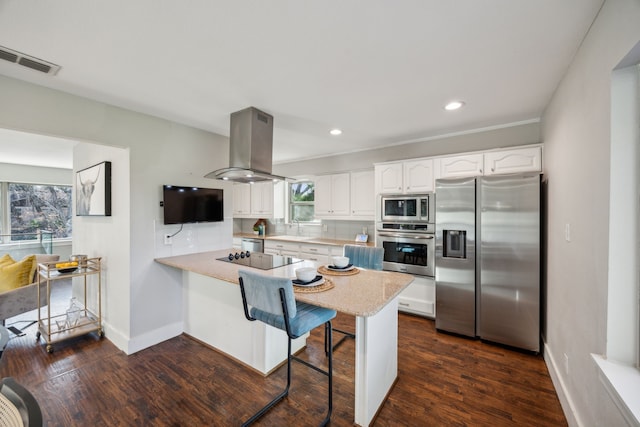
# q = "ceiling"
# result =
<box><xmin>0</xmin><ymin>1</ymin><xmax>604</xmax><ymax>169</ymax></box>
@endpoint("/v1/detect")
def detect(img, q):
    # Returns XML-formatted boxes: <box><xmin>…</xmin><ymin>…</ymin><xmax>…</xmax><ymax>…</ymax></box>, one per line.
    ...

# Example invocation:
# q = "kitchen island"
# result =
<box><xmin>155</xmin><ymin>249</ymin><xmax>413</xmax><ymax>427</ymax></box>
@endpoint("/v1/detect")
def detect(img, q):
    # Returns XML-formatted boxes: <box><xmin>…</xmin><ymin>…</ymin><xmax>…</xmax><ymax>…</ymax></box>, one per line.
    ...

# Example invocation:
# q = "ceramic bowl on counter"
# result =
<box><xmin>295</xmin><ymin>267</ymin><xmax>317</xmax><ymax>283</ymax></box>
<box><xmin>331</xmin><ymin>256</ymin><xmax>350</xmax><ymax>268</ymax></box>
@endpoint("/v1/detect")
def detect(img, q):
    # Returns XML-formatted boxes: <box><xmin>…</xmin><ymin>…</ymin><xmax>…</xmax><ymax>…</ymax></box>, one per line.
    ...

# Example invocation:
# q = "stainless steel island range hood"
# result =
<box><xmin>205</xmin><ymin>107</ymin><xmax>290</xmax><ymax>183</ymax></box>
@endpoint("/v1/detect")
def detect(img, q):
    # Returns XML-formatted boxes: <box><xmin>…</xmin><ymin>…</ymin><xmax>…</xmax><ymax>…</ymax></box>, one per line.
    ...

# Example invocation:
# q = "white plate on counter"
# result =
<box><xmin>325</xmin><ymin>264</ymin><xmax>355</xmax><ymax>272</ymax></box>
<box><xmin>293</xmin><ymin>275</ymin><xmax>325</xmax><ymax>287</ymax></box>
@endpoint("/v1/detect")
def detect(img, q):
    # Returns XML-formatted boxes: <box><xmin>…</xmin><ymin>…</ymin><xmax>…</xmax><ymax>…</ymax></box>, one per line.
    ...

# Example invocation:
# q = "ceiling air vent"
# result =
<box><xmin>0</xmin><ymin>45</ymin><xmax>61</xmax><ymax>76</ymax></box>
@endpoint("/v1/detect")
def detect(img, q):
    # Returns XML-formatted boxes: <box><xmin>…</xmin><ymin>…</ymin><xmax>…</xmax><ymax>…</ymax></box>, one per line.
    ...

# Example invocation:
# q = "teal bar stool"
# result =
<box><xmin>238</xmin><ymin>269</ymin><xmax>337</xmax><ymax>427</ymax></box>
<box><xmin>344</xmin><ymin>244</ymin><xmax>384</xmax><ymax>271</ymax></box>
<box><xmin>327</xmin><ymin>245</ymin><xmax>384</xmax><ymax>352</ymax></box>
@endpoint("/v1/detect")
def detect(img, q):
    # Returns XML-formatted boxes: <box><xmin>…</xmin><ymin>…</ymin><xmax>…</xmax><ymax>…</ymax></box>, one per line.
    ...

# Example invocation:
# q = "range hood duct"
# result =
<box><xmin>205</xmin><ymin>107</ymin><xmax>291</xmax><ymax>183</ymax></box>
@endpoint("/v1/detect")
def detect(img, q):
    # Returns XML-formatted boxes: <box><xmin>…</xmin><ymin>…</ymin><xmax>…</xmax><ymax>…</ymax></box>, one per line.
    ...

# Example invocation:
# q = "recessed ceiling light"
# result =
<box><xmin>330</xmin><ymin>129</ymin><xmax>342</xmax><ymax>136</ymax></box>
<box><xmin>444</xmin><ymin>101</ymin><xmax>465</xmax><ymax>111</ymax></box>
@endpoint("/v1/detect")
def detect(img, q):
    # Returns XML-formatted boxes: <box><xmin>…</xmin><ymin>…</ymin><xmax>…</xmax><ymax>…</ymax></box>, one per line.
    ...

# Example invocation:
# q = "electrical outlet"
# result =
<box><xmin>563</xmin><ymin>353</ymin><xmax>569</xmax><ymax>375</ymax></box>
<box><xmin>322</xmin><ymin>224</ymin><xmax>328</xmax><ymax>232</ymax></box>
<box><xmin>164</xmin><ymin>234</ymin><xmax>172</xmax><ymax>245</ymax></box>
<box><xmin>362</xmin><ymin>226</ymin><xmax>368</xmax><ymax>235</ymax></box>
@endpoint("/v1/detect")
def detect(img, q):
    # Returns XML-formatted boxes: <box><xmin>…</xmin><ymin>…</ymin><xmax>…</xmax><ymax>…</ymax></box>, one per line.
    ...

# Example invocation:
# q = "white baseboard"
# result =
<box><xmin>103</xmin><ymin>321</ymin><xmax>183</xmax><ymax>355</ymax></box>
<box><xmin>544</xmin><ymin>341</ymin><xmax>583</xmax><ymax>427</ymax></box>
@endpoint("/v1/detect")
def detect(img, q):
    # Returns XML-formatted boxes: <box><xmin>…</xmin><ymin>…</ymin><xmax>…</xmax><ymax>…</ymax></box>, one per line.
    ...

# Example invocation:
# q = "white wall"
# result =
<box><xmin>0</xmin><ymin>162</ymin><xmax>72</xmax><ymax>184</ymax></box>
<box><xmin>274</xmin><ymin>121</ymin><xmax>540</xmax><ymax>176</ymax></box>
<box><xmin>541</xmin><ymin>0</ymin><xmax>640</xmax><ymax>425</ymax></box>
<box><xmin>0</xmin><ymin>74</ymin><xmax>234</xmax><ymax>354</ymax></box>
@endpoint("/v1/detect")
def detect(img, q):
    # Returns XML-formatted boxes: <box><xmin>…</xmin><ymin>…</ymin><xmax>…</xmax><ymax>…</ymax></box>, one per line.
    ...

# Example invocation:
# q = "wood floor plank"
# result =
<box><xmin>1</xmin><ymin>290</ymin><xmax>566</xmax><ymax>426</ymax></box>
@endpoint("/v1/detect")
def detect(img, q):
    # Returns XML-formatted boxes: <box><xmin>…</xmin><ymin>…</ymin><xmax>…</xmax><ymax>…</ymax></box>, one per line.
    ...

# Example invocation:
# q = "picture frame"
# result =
<box><xmin>76</xmin><ymin>161</ymin><xmax>112</xmax><ymax>216</ymax></box>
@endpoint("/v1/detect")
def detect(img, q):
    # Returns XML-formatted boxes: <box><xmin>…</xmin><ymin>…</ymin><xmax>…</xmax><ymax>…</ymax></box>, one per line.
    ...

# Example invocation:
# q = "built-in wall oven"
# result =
<box><xmin>376</xmin><ymin>221</ymin><xmax>435</xmax><ymax>277</ymax></box>
<box><xmin>376</xmin><ymin>193</ymin><xmax>435</xmax><ymax>277</ymax></box>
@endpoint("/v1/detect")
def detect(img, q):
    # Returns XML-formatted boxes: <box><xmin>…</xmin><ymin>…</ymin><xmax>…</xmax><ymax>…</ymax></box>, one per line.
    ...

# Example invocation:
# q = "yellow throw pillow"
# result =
<box><xmin>0</xmin><ymin>254</ymin><xmax>15</xmax><ymax>268</ymax></box>
<box><xmin>0</xmin><ymin>254</ymin><xmax>36</xmax><ymax>292</ymax></box>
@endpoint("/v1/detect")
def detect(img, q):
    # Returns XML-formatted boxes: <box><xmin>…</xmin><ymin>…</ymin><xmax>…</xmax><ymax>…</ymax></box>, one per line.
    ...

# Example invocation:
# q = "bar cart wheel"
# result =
<box><xmin>46</xmin><ymin>344</ymin><xmax>53</xmax><ymax>354</ymax></box>
<box><xmin>35</xmin><ymin>331</ymin><xmax>41</xmax><ymax>341</ymax></box>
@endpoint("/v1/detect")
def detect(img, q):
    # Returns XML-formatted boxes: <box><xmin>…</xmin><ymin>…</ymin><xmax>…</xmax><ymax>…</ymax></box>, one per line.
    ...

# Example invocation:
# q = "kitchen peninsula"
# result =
<box><xmin>155</xmin><ymin>249</ymin><xmax>413</xmax><ymax>427</ymax></box>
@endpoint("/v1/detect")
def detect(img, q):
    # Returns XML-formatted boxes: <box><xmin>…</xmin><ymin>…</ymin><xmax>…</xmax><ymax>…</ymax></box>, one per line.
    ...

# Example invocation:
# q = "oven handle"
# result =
<box><xmin>377</xmin><ymin>232</ymin><xmax>434</xmax><ymax>240</ymax></box>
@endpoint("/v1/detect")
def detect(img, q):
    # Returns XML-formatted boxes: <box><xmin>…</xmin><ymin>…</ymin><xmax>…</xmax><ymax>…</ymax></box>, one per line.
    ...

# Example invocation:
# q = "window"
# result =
<box><xmin>289</xmin><ymin>181</ymin><xmax>315</xmax><ymax>222</ymax></box>
<box><xmin>5</xmin><ymin>183</ymin><xmax>72</xmax><ymax>240</ymax></box>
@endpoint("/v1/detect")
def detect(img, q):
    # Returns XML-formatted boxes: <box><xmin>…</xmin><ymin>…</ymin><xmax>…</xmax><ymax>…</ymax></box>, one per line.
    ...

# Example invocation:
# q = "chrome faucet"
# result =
<box><xmin>293</xmin><ymin>219</ymin><xmax>301</xmax><ymax>236</ymax></box>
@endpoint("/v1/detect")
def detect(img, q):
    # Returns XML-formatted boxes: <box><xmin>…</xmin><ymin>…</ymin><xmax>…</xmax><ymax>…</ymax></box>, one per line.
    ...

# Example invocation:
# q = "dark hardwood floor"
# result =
<box><xmin>1</xmin><ymin>282</ymin><xmax>566</xmax><ymax>426</ymax></box>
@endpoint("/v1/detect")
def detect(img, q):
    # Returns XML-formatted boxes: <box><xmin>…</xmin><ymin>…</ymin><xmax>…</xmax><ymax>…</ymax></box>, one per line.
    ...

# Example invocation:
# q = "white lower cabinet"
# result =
<box><xmin>398</xmin><ymin>275</ymin><xmax>435</xmax><ymax>318</ymax></box>
<box><xmin>264</xmin><ymin>241</ymin><xmax>300</xmax><ymax>257</ymax></box>
<box><xmin>299</xmin><ymin>243</ymin><xmax>333</xmax><ymax>265</ymax></box>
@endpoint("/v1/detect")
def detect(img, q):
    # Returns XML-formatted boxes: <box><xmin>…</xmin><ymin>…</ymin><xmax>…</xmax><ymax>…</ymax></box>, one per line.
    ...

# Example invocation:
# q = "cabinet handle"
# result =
<box><xmin>491</xmin><ymin>168</ymin><xmax>495</xmax><ymax>172</ymax></box>
<box><xmin>399</xmin><ymin>302</ymin><xmax>410</xmax><ymax>307</ymax></box>
<box><xmin>309</xmin><ymin>248</ymin><xmax>318</xmax><ymax>252</ymax></box>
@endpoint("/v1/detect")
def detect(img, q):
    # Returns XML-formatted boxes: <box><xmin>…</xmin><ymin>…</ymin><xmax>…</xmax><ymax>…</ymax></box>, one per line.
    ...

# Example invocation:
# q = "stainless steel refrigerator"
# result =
<box><xmin>435</xmin><ymin>173</ymin><xmax>541</xmax><ymax>352</ymax></box>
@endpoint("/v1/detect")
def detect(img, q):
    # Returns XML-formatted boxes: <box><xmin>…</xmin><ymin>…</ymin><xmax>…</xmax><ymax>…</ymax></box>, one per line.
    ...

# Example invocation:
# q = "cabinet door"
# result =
<box><xmin>438</xmin><ymin>154</ymin><xmax>484</xmax><ymax>179</ymax></box>
<box><xmin>250</xmin><ymin>182</ymin><xmax>273</xmax><ymax>217</ymax></box>
<box><xmin>375</xmin><ymin>163</ymin><xmax>403</xmax><ymax>194</ymax></box>
<box><xmin>484</xmin><ymin>146</ymin><xmax>541</xmax><ymax>175</ymax></box>
<box><xmin>350</xmin><ymin>170</ymin><xmax>375</xmax><ymax>218</ymax></box>
<box><xmin>233</xmin><ymin>184</ymin><xmax>251</xmax><ymax>216</ymax></box>
<box><xmin>330</xmin><ymin>173</ymin><xmax>351</xmax><ymax>216</ymax></box>
<box><xmin>404</xmin><ymin>159</ymin><xmax>434</xmax><ymax>193</ymax></box>
<box><xmin>272</xmin><ymin>180</ymin><xmax>285</xmax><ymax>219</ymax></box>
<box><xmin>314</xmin><ymin>175</ymin><xmax>333</xmax><ymax>216</ymax></box>
<box><xmin>315</xmin><ymin>173</ymin><xmax>350</xmax><ymax>217</ymax></box>
<box><xmin>398</xmin><ymin>276</ymin><xmax>435</xmax><ymax>318</ymax></box>
<box><xmin>299</xmin><ymin>243</ymin><xmax>331</xmax><ymax>264</ymax></box>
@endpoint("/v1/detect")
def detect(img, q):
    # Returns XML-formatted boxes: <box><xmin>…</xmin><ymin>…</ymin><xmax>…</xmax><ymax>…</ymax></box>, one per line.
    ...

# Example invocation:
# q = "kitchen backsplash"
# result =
<box><xmin>235</xmin><ymin>218</ymin><xmax>374</xmax><ymax>241</ymax></box>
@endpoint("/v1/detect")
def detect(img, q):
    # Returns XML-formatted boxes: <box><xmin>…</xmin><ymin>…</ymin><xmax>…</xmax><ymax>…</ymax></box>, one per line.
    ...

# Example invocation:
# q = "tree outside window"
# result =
<box><xmin>289</xmin><ymin>182</ymin><xmax>315</xmax><ymax>222</ymax></box>
<box><xmin>9</xmin><ymin>183</ymin><xmax>72</xmax><ymax>240</ymax></box>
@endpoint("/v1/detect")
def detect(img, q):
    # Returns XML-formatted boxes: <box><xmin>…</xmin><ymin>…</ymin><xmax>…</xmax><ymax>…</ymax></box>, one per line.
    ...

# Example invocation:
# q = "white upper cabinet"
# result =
<box><xmin>437</xmin><ymin>153</ymin><xmax>484</xmax><ymax>179</ymax></box>
<box><xmin>484</xmin><ymin>146</ymin><xmax>542</xmax><ymax>175</ymax></box>
<box><xmin>350</xmin><ymin>170</ymin><xmax>375</xmax><ymax>218</ymax></box>
<box><xmin>250</xmin><ymin>181</ymin><xmax>274</xmax><ymax>216</ymax></box>
<box><xmin>375</xmin><ymin>162</ymin><xmax>404</xmax><ymax>193</ymax></box>
<box><xmin>233</xmin><ymin>181</ymin><xmax>277</xmax><ymax>218</ymax></box>
<box><xmin>315</xmin><ymin>173</ymin><xmax>350</xmax><ymax>217</ymax></box>
<box><xmin>272</xmin><ymin>180</ymin><xmax>285</xmax><ymax>219</ymax></box>
<box><xmin>376</xmin><ymin>159</ymin><xmax>434</xmax><ymax>194</ymax></box>
<box><xmin>232</xmin><ymin>184</ymin><xmax>251</xmax><ymax>216</ymax></box>
<box><xmin>403</xmin><ymin>159</ymin><xmax>434</xmax><ymax>193</ymax></box>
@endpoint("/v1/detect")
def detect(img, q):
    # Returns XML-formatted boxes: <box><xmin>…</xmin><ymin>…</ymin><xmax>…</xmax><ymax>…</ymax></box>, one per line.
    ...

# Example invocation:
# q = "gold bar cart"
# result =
<box><xmin>36</xmin><ymin>257</ymin><xmax>103</xmax><ymax>353</ymax></box>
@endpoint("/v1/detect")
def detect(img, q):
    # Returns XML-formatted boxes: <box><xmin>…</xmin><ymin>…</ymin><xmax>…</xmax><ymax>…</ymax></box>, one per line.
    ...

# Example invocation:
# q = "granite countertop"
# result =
<box><xmin>155</xmin><ymin>249</ymin><xmax>413</xmax><ymax>317</ymax></box>
<box><xmin>234</xmin><ymin>233</ymin><xmax>375</xmax><ymax>247</ymax></box>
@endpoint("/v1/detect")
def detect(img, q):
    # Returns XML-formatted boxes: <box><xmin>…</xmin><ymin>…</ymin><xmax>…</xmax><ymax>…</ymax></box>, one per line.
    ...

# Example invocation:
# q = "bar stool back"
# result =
<box><xmin>238</xmin><ymin>269</ymin><xmax>337</xmax><ymax>426</ymax></box>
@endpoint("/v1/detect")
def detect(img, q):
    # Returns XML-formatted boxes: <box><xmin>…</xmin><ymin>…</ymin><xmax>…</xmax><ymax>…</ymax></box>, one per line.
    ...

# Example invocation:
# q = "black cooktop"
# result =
<box><xmin>217</xmin><ymin>251</ymin><xmax>303</xmax><ymax>270</ymax></box>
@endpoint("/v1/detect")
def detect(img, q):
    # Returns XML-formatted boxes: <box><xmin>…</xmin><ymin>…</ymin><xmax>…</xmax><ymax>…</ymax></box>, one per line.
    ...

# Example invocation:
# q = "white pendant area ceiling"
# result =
<box><xmin>0</xmin><ymin>1</ymin><xmax>605</xmax><ymax>168</ymax></box>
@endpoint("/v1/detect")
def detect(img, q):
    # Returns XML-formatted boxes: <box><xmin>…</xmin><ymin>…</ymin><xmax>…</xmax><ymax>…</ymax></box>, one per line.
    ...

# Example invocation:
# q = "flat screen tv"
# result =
<box><xmin>163</xmin><ymin>185</ymin><xmax>224</xmax><ymax>224</ymax></box>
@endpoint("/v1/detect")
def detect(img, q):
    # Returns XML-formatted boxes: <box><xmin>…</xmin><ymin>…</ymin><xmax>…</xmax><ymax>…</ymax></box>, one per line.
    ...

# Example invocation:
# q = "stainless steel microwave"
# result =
<box><xmin>380</xmin><ymin>193</ymin><xmax>434</xmax><ymax>223</ymax></box>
